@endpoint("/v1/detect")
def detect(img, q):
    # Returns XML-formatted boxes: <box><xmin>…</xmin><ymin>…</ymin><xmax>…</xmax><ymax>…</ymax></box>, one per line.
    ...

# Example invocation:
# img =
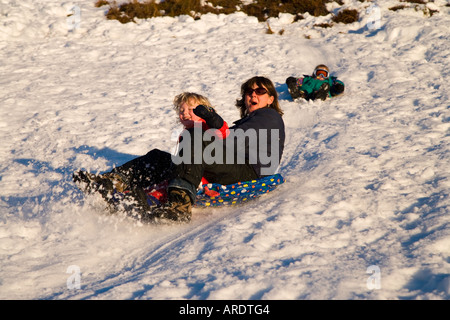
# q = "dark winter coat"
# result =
<box><xmin>229</xmin><ymin>107</ymin><xmax>285</xmax><ymax>178</ymax></box>
<box><xmin>170</xmin><ymin>107</ymin><xmax>285</xmax><ymax>201</ymax></box>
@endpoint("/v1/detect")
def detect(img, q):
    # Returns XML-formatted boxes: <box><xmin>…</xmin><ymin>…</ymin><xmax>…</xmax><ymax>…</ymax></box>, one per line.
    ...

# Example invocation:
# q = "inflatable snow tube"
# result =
<box><xmin>194</xmin><ymin>173</ymin><xmax>285</xmax><ymax>207</ymax></box>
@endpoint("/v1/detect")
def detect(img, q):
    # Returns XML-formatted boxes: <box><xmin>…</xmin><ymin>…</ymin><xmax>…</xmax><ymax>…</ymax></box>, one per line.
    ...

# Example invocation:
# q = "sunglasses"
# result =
<box><xmin>314</xmin><ymin>69</ymin><xmax>329</xmax><ymax>79</ymax></box>
<box><xmin>245</xmin><ymin>87</ymin><xmax>268</xmax><ymax>96</ymax></box>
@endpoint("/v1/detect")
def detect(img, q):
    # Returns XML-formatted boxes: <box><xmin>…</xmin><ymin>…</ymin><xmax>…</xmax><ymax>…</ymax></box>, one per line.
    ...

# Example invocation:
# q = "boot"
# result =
<box><xmin>73</xmin><ymin>170</ymin><xmax>129</xmax><ymax>201</ymax></box>
<box><xmin>286</xmin><ymin>77</ymin><xmax>305</xmax><ymax>100</ymax></box>
<box><xmin>149</xmin><ymin>188</ymin><xmax>192</xmax><ymax>223</ymax></box>
<box><xmin>102</xmin><ymin>172</ymin><xmax>129</xmax><ymax>193</ymax></box>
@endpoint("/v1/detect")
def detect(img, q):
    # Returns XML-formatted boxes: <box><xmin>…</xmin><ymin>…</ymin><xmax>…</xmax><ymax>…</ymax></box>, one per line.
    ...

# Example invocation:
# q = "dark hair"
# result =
<box><xmin>235</xmin><ymin>76</ymin><xmax>283</xmax><ymax>118</ymax></box>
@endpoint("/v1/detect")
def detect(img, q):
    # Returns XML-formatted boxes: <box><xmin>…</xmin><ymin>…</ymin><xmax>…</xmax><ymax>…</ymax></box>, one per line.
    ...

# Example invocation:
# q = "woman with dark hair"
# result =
<box><xmin>74</xmin><ymin>77</ymin><xmax>285</xmax><ymax>223</ymax></box>
<box><xmin>235</xmin><ymin>76</ymin><xmax>284</xmax><ymax>118</ymax></box>
<box><xmin>158</xmin><ymin>76</ymin><xmax>286</xmax><ymax>222</ymax></box>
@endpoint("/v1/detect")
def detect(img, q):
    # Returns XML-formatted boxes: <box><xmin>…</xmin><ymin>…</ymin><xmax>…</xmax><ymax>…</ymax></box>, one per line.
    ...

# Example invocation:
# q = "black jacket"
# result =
<box><xmin>230</xmin><ymin>107</ymin><xmax>285</xmax><ymax>177</ymax></box>
<box><xmin>170</xmin><ymin>107</ymin><xmax>285</xmax><ymax>198</ymax></box>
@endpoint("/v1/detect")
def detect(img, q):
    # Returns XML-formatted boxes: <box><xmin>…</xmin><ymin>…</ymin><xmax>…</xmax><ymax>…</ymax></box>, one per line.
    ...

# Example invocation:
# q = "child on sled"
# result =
<box><xmin>286</xmin><ymin>64</ymin><xmax>345</xmax><ymax>101</ymax></box>
<box><xmin>73</xmin><ymin>92</ymin><xmax>229</xmax><ymax>221</ymax></box>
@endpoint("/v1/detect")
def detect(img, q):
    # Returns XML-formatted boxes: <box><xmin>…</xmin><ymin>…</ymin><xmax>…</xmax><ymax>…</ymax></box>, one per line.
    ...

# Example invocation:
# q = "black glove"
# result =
<box><xmin>331</xmin><ymin>82</ymin><xmax>344</xmax><ymax>96</ymax></box>
<box><xmin>193</xmin><ymin>105</ymin><xmax>224</xmax><ymax>129</ymax></box>
<box><xmin>312</xmin><ymin>82</ymin><xmax>330</xmax><ymax>101</ymax></box>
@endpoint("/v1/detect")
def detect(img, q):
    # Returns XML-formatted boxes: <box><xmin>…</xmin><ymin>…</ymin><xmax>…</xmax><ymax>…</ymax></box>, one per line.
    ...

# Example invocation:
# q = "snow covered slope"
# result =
<box><xmin>0</xmin><ymin>0</ymin><xmax>449</xmax><ymax>300</ymax></box>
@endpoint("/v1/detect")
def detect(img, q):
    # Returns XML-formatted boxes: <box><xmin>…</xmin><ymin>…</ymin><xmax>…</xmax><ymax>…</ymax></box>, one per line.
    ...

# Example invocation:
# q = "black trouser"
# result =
<box><xmin>111</xmin><ymin>149</ymin><xmax>175</xmax><ymax>189</ymax></box>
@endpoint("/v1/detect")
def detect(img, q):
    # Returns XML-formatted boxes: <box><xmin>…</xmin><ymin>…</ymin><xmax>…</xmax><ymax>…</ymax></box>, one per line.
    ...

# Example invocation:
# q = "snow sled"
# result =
<box><xmin>74</xmin><ymin>170</ymin><xmax>285</xmax><ymax>221</ymax></box>
<box><xmin>141</xmin><ymin>174</ymin><xmax>285</xmax><ymax>208</ymax></box>
<box><xmin>194</xmin><ymin>173</ymin><xmax>285</xmax><ymax>207</ymax></box>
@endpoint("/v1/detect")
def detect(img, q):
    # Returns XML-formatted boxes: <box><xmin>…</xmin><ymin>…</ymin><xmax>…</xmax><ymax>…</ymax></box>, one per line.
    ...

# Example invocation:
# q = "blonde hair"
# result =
<box><xmin>173</xmin><ymin>92</ymin><xmax>214</xmax><ymax>112</ymax></box>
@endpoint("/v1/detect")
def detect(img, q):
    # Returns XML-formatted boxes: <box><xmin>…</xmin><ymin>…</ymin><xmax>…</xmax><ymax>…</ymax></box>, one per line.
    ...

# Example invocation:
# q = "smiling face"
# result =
<box><xmin>178</xmin><ymin>99</ymin><xmax>202</xmax><ymax>129</ymax></box>
<box><xmin>244</xmin><ymin>83</ymin><xmax>274</xmax><ymax>114</ymax></box>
